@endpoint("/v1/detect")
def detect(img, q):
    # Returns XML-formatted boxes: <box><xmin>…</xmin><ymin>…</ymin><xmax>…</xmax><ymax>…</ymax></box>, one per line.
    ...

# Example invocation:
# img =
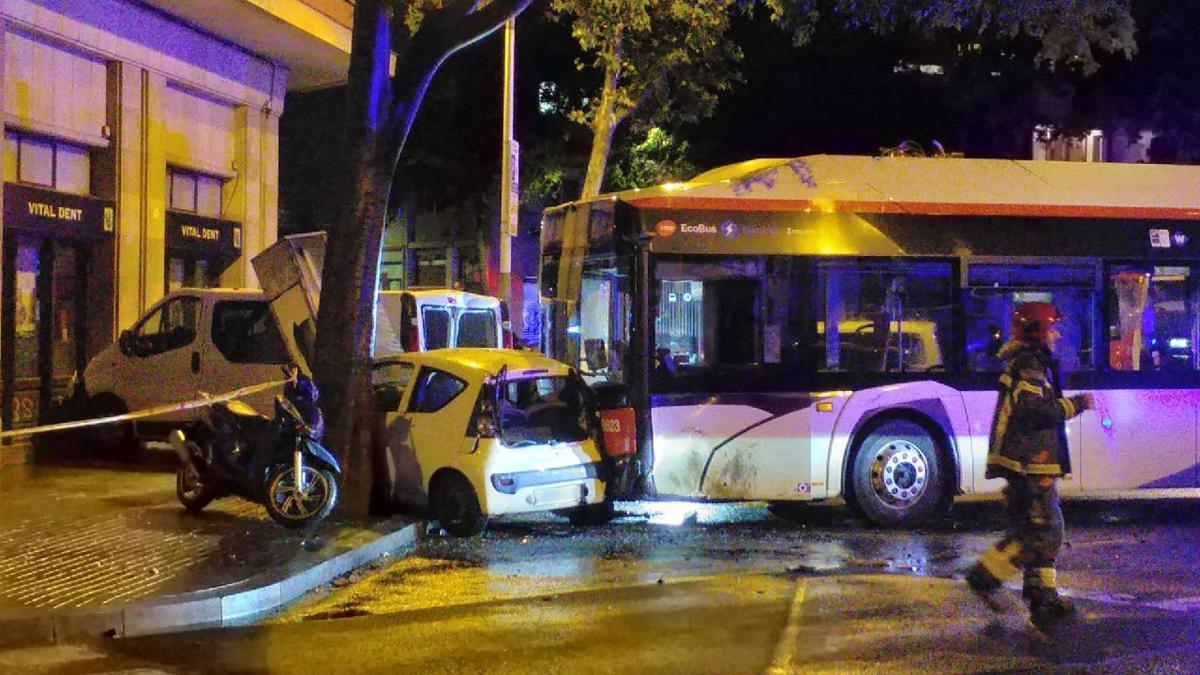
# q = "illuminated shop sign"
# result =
<box><xmin>2</xmin><ymin>182</ymin><xmax>114</xmax><ymax>239</ymax></box>
<box><xmin>165</xmin><ymin>210</ymin><xmax>242</xmax><ymax>256</ymax></box>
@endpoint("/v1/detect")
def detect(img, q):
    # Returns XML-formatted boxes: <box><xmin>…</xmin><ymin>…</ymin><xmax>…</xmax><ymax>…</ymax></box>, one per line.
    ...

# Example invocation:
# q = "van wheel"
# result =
<box><xmin>433</xmin><ymin>473</ymin><xmax>487</xmax><ymax>537</ymax></box>
<box><xmin>86</xmin><ymin>395</ymin><xmax>141</xmax><ymax>460</ymax></box>
<box><xmin>850</xmin><ymin>419</ymin><xmax>944</xmax><ymax>527</ymax></box>
<box><xmin>567</xmin><ymin>499</ymin><xmax>615</xmax><ymax>526</ymax></box>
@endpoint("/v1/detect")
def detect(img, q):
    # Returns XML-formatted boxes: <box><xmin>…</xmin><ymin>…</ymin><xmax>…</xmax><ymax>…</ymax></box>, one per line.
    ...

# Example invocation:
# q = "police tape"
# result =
<box><xmin>0</xmin><ymin>379</ymin><xmax>290</xmax><ymax>440</ymax></box>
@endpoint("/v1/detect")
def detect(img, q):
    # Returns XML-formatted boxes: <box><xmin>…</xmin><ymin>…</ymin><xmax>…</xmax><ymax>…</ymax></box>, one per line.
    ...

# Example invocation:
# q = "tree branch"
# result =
<box><xmin>451</xmin><ymin>0</ymin><xmax>536</xmax><ymax>44</ymax></box>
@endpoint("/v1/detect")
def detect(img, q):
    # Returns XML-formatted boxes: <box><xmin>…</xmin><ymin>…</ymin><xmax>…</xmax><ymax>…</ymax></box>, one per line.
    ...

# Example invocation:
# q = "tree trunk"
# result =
<box><xmin>580</xmin><ymin>61</ymin><xmax>622</xmax><ymax>200</ymax></box>
<box><xmin>314</xmin><ymin>0</ymin><xmax>534</xmax><ymax>519</ymax></box>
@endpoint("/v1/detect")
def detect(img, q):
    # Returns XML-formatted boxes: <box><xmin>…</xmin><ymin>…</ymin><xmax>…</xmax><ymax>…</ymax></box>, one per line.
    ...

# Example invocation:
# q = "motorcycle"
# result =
<box><xmin>169</xmin><ymin>366</ymin><xmax>341</xmax><ymax>528</ymax></box>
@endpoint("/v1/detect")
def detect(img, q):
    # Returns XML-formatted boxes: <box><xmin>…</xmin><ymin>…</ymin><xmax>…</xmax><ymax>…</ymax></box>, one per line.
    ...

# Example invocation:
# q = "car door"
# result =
<box><xmin>405</xmin><ymin>366</ymin><xmax>476</xmax><ymax>489</ymax></box>
<box><xmin>117</xmin><ymin>294</ymin><xmax>202</xmax><ymax>421</ymax></box>
<box><xmin>200</xmin><ymin>299</ymin><xmax>291</xmax><ymax>416</ymax></box>
<box><xmin>372</xmin><ymin>360</ymin><xmax>420</xmax><ymax>504</ymax></box>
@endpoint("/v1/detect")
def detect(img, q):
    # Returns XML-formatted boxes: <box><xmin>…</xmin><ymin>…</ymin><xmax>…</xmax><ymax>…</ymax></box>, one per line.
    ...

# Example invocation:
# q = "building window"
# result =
<box><xmin>5</xmin><ymin>132</ymin><xmax>91</xmax><ymax>194</ymax></box>
<box><xmin>168</xmin><ymin>168</ymin><xmax>223</xmax><ymax>218</ymax></box>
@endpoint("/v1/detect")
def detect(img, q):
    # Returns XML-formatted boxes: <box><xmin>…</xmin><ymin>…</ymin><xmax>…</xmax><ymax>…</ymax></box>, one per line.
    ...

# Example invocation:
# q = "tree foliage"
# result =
<box><xmin>554</xmin><ymin>0</ymin><xmax>1135</xmax><ymax>197</ymax></box>
<box><xmin>549</xmin><ymin>0</ymin><xmax>742</xmax><ymax>197</ymax></box>
<box><xmin>608</xmin><ymin>126</ymin><xmax>698</xmax><ymax>190</ymax></box>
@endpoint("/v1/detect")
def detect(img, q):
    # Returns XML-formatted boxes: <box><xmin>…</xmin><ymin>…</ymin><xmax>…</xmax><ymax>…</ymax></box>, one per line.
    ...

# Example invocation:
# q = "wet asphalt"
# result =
<box><xmin>8</xmin><ymin>497</ymin><xmax>1200</xmax><ymax>673</ymax></box>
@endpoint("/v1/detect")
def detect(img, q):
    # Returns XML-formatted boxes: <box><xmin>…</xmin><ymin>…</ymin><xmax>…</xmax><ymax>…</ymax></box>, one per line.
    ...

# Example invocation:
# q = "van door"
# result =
<box><xmin>201</xmin><ymin>299</ymin><xmax>292</xmax><ymax>416</ymax></box>
<box><xmin>456</xmin><ymin>305</ymin><xmax>501</xmax><ymax>348</ymax></box>
<box><xmin>118</xmin><ymin>295</ymin><xmax>203</xmax><ymax>422</ymax></box>
<box><xmin>420</xmin><ymin>305</ymin><xmax>453</xmax><ymax>350</ymax></box>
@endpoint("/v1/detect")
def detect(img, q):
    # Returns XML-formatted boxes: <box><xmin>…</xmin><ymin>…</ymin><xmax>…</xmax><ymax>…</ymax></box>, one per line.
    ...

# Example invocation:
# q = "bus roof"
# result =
<box><xmin>554</xmin><ymin>155</ymin><xmax>1200</xmax><ymax>220</ymax></box>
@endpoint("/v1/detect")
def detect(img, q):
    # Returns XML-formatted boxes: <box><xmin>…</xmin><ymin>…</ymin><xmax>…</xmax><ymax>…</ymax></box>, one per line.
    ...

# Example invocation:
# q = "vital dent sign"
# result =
<box><xmin>28</xmin><ymin>201</ymin><xmax>84</xmax><ymax>222</ymax></box>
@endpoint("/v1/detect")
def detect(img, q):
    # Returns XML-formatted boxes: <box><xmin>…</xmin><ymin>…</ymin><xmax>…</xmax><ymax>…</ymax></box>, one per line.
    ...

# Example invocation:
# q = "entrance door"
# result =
<box><xmin>714</xmin><ymin>279</ymin><xmax>760</xmax><ymax>364</ymax></box>
<box><xmin>2</xmin><ymin>236</ymin><xmax>88</xmax><ymax>429</ymax></box>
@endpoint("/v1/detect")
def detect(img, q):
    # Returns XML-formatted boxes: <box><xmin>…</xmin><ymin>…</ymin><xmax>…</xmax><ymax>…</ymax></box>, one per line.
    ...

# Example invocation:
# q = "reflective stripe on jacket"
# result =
<box><xmin>986</xmin><ymin>342</ymin><xmax>1086</xmax><ymax>479</ymax></box>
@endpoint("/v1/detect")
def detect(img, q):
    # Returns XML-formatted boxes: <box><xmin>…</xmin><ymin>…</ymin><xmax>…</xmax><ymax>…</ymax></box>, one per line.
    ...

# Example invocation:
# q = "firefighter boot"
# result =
<box><xmin>1024</xmin><ymin>569</ymin><xmax>1076</xmax><ymax>628</ymax></box>
<box><xmin>965</xmin><ymin>563</ymin><xmax>1006</xmax><ymax>613</ymax></box>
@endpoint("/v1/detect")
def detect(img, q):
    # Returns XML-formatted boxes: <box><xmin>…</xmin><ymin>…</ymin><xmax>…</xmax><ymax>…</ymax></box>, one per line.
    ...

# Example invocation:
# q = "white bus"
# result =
<box><xmin>540</xmin><ymin>154</ymin><xmax>1200</xmax><ymax>526</ymax></box>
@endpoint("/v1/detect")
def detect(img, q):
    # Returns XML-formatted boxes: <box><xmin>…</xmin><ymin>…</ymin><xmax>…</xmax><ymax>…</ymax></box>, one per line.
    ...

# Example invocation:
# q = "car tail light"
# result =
<box><xmin>491</xmin><ymin>473</ymin><xmax>517</xmax><ymax>493</ymax></box>
<box><xmin>467</xmin><ymin>391</ymin><xmax>498</xmax><ymax>439</ymax></box>
<box><xmin>405</xmin><ymin>320</ymin><xmax>419</xmax><ymax>352</ymax></box>
<box><xmin>476</xmin><ymin>414</ymin><xmax>497</xmax><ymax>438</ymax></box>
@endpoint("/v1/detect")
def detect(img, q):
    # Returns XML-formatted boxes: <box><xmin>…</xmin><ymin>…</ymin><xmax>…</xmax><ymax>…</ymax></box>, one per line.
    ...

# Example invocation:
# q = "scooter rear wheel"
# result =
<box><xmin>176</xmin><ymin>461</ymin><xmax>216</xmax><ymax>512</ymax></box>
<box><xmin>264</xmin><ymin>464</ymin><xmax>338</xmax><ymax>528</ymax></box>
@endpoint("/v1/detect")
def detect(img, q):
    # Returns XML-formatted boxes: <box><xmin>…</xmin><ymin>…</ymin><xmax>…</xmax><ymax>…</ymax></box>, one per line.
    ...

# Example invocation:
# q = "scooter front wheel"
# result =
<box><xmin>176</xmin><ymin>462</ymin><xmax>216</xmax><ymax>513</ymax></box>
<box><xmin>264</xmin><ymin>463</ymin><xmax>338</xmax><ymax>528</ymax></box>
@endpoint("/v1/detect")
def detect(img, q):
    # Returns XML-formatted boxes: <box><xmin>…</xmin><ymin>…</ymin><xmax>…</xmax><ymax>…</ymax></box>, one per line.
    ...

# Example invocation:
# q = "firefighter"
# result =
<box><xmin>965</xmin><ymin>301</ymin><xmax>1093</xmax><ymax>627</ymax></box>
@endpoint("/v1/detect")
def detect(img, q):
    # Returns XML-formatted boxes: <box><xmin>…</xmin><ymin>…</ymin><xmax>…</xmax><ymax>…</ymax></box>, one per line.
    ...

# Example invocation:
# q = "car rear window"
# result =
<box><xmin>496</xmin><ymin>376</ymin><xmax>589</xmax><ymax>446</ymax></box>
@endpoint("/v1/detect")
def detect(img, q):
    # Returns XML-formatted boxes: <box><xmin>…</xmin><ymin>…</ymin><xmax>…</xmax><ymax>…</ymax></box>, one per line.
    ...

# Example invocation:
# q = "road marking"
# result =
<box><xmin>767</xmin><ymin>577</ymin><xmax>808</xmax><ymax>675</ymax></box>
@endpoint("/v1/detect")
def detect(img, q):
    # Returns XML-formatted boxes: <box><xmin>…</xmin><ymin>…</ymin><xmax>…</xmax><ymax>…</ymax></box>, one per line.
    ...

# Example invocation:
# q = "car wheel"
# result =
<box><xmin>566</xmin><ymin>498</ymin><xmax>615</xmax><ymax>526</ymax></box>
<box><xmin>433</xmin><ymin>473</ymin><xmax>488</xmax><ymax>537</ymax></box>
<box><xmin>850</xmin><ymin>419</ymin><xmax>944</xmax><ymax>527</ymax></box>
<box><xmin>86</xmin><ymin>395</ymin><xmax>142</xmax><ymax>461</ymax></box>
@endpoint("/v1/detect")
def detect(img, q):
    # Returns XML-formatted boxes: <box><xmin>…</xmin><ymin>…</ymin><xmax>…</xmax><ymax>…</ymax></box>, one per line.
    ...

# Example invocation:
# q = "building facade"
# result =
<box><xmin>1</xmin><ymin>0</ymin><xmax>350</xmax><ymax>436</ymax></box>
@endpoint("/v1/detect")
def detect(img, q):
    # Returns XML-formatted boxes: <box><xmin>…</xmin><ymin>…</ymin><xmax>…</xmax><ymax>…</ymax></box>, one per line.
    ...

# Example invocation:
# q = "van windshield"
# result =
<box><xmin>496</xmin><ymin>376</ymin><xmax>589</xmax><ymax>446</ymax></box>
<box><xmin>458</xmin><ymin>309</ymin><xmax>498</xmax><ymax>347</ymax></box>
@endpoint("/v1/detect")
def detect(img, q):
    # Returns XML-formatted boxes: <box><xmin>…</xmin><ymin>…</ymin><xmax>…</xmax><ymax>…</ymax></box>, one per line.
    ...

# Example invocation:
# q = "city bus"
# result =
<box><xmin>539</xmin><ymin>154</ymin><xmax>1200</xmax><ymax>526</ymax></box>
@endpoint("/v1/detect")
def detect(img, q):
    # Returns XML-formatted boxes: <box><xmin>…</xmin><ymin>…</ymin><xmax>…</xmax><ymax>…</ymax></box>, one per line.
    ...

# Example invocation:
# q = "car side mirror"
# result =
<box><xmin>118</xmin><ymin>329</ymin><xmax>135</xmax><ymax>356</ymax></box>
<box><xmin>373</xmin><ymin>383</ymin><xmax>404</xmax><ymax>413</ymax></box>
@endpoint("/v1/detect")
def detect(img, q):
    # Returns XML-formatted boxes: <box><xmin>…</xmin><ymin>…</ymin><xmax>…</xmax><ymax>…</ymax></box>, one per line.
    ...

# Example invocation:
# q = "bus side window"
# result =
<box><xmin>817</xmin><ymin>260</ymin><xmax>954</xmax><ymax>373</ymax></box>
<box><xmin>1108</xmin><ymin>265</ymin><xmax>1200</xmax><ymax>372</ymax></box>
<box><xmin>964</xmin><ymin>263</ymin><xmax>1096</xmax><ymax>374</ymax></box>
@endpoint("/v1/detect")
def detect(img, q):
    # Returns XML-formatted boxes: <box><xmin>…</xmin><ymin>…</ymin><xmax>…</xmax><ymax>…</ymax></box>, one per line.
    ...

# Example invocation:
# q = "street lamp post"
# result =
<box><xmin>499</xmin><ymin>19</ymin><xmax>517</xmax><ymax>313</ymax></box>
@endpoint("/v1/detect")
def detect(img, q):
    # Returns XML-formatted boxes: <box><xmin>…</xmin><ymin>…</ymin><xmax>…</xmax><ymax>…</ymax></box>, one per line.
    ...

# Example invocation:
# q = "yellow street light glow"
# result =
<box><xmin>811</xmin><ymin>198</ymin><xmax>837</xmax><ymax>213</ymax></box>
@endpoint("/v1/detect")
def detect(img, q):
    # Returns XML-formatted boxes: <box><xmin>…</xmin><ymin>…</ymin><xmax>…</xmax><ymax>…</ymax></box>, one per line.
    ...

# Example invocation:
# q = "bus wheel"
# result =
<box><xmin>850</xmin><ymin>419</ymin><xmax>943</xmax><ymax>527</ymax></box>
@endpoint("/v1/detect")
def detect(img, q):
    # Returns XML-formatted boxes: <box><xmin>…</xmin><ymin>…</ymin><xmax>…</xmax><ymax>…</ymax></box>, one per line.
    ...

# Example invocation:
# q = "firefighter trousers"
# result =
<box><xmin>975</xmin><ymin>476</ymin><xmax>1065</xmax><ymax>594</ymax></box>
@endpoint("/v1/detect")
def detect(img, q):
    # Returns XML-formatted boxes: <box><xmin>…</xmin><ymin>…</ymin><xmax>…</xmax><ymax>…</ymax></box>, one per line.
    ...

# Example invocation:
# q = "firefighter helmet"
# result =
<box><xmin>1012</xmin><ymin>302</ymin><xmax>1061</xmax><ymax>345</ymax></box>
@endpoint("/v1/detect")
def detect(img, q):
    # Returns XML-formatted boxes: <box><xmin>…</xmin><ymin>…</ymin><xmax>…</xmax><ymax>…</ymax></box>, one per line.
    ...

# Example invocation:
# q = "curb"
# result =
<box><xmin>0</xmin><ymin>520</ymin><xmax>421</xmax><ymax>648</ymax></box>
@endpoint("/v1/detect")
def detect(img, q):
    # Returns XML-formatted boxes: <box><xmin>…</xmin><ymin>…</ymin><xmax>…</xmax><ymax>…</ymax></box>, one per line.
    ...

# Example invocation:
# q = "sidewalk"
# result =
<box><xmin>0</xmin><ymin>451</ymin><xmax>419</xmax><ymax>647</ymax></box>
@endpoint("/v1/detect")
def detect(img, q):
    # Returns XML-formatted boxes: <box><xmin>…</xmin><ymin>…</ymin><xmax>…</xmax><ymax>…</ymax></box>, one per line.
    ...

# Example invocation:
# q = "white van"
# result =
<box><xmin>80</xmin><ymin>289</ymin><xmax>289</xmax><ymax>454</ymax></box>
<box><xmin>79</xmin><ymin>287</ymin><xmax>504</xmax><ymax>454</ymax></box>
<box><xmin>374</xmin><ymin>289</ymin><xmax>505</xmax><ymax>356</ymax></box>
<box><xmin>371</xmin><ymin>349</ymin><xmax>608</xmax><ymax>536</ymax></box>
